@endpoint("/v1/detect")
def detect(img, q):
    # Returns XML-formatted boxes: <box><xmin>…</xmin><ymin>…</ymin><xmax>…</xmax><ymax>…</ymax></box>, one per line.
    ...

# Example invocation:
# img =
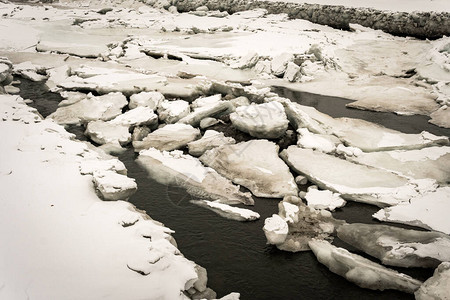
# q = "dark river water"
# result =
<box><xmin>19</xmin><ymin>78</ymin><xmax>447</xmax><ymax>300</ymax></box>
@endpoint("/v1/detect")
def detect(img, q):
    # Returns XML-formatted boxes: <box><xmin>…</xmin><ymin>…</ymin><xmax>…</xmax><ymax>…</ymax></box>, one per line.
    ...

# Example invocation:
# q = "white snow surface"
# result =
<box><xmin>373</xmin><ymin>187</ymin><xmax>450</xmax><ymax>235</ymax></box>
<box><xmin>191</xmin><ymin>200</ymin><xmax>260</xmax><ymax>221</ymax></box>
<box><xmin>297</xmin><ymin>128</ymin><xmax>336</xmax><ymax>153</ymax></box>
<box><xmin>305</xmin><ymin>189</ymin><xmax>347</xmax><ymax>211</ymax></box>
<box><xmin>0</xmin><ymin>95</ymin><xmax>200</xmax><ymax>299</ymax></box>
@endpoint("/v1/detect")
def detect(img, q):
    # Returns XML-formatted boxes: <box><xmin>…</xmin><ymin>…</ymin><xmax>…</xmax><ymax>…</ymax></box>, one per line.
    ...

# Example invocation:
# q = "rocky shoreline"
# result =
<box><xmin>144</xmin><ymin>0</ymin><xmax>450</xmax><ymax>39</ymax></box>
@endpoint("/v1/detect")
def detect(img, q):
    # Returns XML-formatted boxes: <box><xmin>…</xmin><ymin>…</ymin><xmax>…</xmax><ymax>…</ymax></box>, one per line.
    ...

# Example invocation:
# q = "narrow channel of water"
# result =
<box><xmin>18</xmin><ymin>79</ymin><xmax>437</xmax><ymax>299</ymax></box>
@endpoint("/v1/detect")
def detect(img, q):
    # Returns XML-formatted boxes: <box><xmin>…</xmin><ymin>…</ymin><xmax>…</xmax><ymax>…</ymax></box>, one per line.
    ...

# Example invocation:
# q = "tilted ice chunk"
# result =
<box><xmin>297</xmin><ymin>128</ymin><xmax>337</xmax><ymax>153</ymax></box>
<box><xmin>331</xmin><ymin>118</ymin><xmax>449</xmax><ymax>152</ymax></box>
<box><xmin>58</xmin><ymin>91</ymin><xmax>85</xmax><ymax>107</ymax></box>
<box><xmin>157</xmin><ymin>99</ymin><xmax>190</xmax><ymax>124</ymax></box>
<box><xmin>280</xmin><ymin>146</ymin><xmax>429</xmax><ymax>207</ymax></box>
<box><xmin>92</xmin><ymin>170</ymin><xmax>137</xmax><ymax>201</ymax></box>
<box><xmin>305</xmin><ymin>189</ymin><xmax>346</xmax><ymax>211</ymax></box>
<box><xmin>191</xmin><ymin>94</ymin><xmax>222</xmax><ymax>109</ymax></box>
<box><xmin>337</xmin><ymin>223</ymin><xmax>450</xmax><ymax>268</ymax></box>
<box><xmin>373</xmin><ymin>187</ymin><xmax>450</xmax><ymax>235</ymax></box>
<box><xmin>282</xmin><ymin>100</ymin><xmax>327</xmax><ymax>134</ymax></box>
<box><xmin>85</xmin><ymin>121</ymin><xmax>131</xmax><ymax>146</ymax></box>
<box><xmin>137</xmin><ymin>149</ymin><xmax>253</xmax><ymax>205</ymax></box>
<box><xmin>48</xmin><ymin>92</ymin><xmax>128</xmax><ymax>125</ymax></box>
<box><xmin>132</xmin><ymin>126</ymin><xmax>151</xmax><ymax>142</ymax></box>
<box><xmin>187</xmin><ymin>130</ymin><xmax>236</xmax><ymax>157</ymax></box>
<box><xmin>308</xmin><ymin>239</ymin><xmax>422</xmax><ymax>293</ymax></box>
<box><xmin>415</xmin><ymin>262</ymin><xmax>450</xmax><ymax>300</ymax></box>
<box><xmin>271</xmin><ymin>53</ymin><xmax>294</xmax><ymax>77</ymax></box>
<box><xmin>200</xmin><ymin>140</ymin><xmax>298</xmax><ymax>198</ymax></box>
<box><xmin>347</xmin><ymin>146</ymin><xmax>450</xmax><ymax>184</ymax></box>
<box><xmin>191</xmin><ymin>200</ymin><xmax>260</xmax><ymax>222</ymax></box>
<box><xmin>199</xmin><ymin>117</ymin><xmax>219</xmax><ymax>129</ymax></box>
<box><xmin>129</xmin><ymin>91</ymin><xmax>164</xmax><ymax>110</ymax></box>
<box><xmin>230</xmin><ymin>101</ymin><xmax>289</xmax><ymax>139</ymax></box>
<box><xmin>46</xmin><ymin>65</ymin><xmax>71</xmax><ymax>92</ymax></box>
<box><xmin>178</xmin><ymin>100</ymin><xmax>233</xmax><ymax>127</ymax></box>
<box><xmin>231</xmin><ymin>52</ymin><xmax>259</xmax><ymax>69</ymax></box>
<box><xmin>109</xmin><ymin>106</ymin><xmax>158</xmax><ymax>128</ymax></box>
<box><xmin>283</xmin><ymin>62</ymin><xmax>301</xmax><ymax>82</ymax></box>
<box><xmin>133</xmin><ymin>123</ymin><xmax>200</xmax><ymax>152</ymax></box>
<box><xmin>263</xmin><ymin>214</ymin><xmax>289</xmax><ymax>245</ymax></box>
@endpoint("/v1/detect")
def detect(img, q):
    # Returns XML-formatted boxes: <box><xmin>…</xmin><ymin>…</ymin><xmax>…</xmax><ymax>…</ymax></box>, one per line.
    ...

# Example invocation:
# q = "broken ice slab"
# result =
<box><xmin>85</xmin><ymin>121</ymin><xmax>131</xmax><ymax>146</ymax></box>
<box><xmin>332</xmin><ymin>117</ymin><xmax>449</xmax><ymax>152</ymax></box>
<box><xmin>282</xmin><ymin>101</ymin><xmax>449</xmax><ymax>152</ymax></box>
<box><xmin>373</xmin><ymin>187</ymin><xmax>450</xmax><ymax>235</ymax></box>
<box><xmin>109</xmin><ymin>106</ymin><xmax>158</xmax><ymax>129</ymax></box>
<box><xmin>187</xmin><ymin>130</ymin><xmax>236</xmax><ymax>157</ymax></box>
<box><xmin>178</xmin><ymin>100</ymin><xmax>234</xmax><ymax>127</ymax></box>
<box><xmin>133</xmin><ymin>123</ymin><xmax>200</xmax><ymax>152</ymax></box>
<box><xmin>229</xmin><ymin>101</ymin><xmax>289</xmax><ymax>139</ymax></box>
<box><xmin>304</xmin><ymin>189</ymin><xmax>346</xmax><ymax>211</ymax></box>
<box><xmin>92</xmin><ymin>170</ymin><xmax>137</xmax><ymax>201</ymax></box>
<box><xmin>47</xmin><ymin>92</ymin><xmax>127</xmax><ymax>125</ymax></box>
<box><xmin>200</xmin><ymin>140</ymin><xmax>298</xmax><ymax>198</ymax></box>
<box><xmin>157</xmin><ymin>99</ymin><xmax>191</xmax><ymax>124</ymax></box>
<box><xmin>415</xmin><ymin>262</ymin><xmax>450</xmax><ymax>300</ymax></box>
<box><xmin>337</xmin><ymin>223</ymin><xmax>450</xmax><ymax>268</ymax></box>
<box><xmin>347</xmin><ymin>146</ymin><xmax>450</xmax><ymax>184</ymax></box>
<box><xmin>190</xmin><ymin>200</ymin><xmax>260</xmax><ymax>221</ymax></box>
<box><xmin>308</xmin><ymin>239</ymin><xmax>422</xmax><ymax>293</ymax></box>
<box><xmin>136</xmin><ymin>148</ymin><xmax>254</xmax><ymax>205</ymax></box>
<box><xmin>280</xmin><ymin>146</ymin><xmax>434</xmax><ymax>207</ymax></box>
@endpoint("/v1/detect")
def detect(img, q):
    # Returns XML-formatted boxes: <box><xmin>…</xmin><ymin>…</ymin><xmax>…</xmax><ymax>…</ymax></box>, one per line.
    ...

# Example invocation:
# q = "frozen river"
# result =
<box><xmin>20</xmin><ymin>78</ymin><xmax>444</xmax><ymax>299</ymax></box>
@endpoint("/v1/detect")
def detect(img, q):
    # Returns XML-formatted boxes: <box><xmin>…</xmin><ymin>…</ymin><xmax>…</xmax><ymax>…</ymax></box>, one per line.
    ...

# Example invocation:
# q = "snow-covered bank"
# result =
<box><xmin>0</xmin><ymin>95</ymin><xmax>214</xmax><ymax>299</ymax></box>
<box><xmin>163</xmin><ymin>0</ymin><xmax>450</xmax><ymax>39</ymax></box>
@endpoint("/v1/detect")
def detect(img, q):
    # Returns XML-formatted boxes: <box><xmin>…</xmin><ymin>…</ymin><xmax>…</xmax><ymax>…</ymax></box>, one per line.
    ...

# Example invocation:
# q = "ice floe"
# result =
<box><xmin>133</xmin><ymin>123</ymin><xmax>200</xmax><ymax>152</ymax></box>
<box><xmin>200</xmin><ymin>140</ymin><xmax>298</xmax><ymax>198</ymax></box>
<box><xmin>308</xmin><ymin>239</ymin><xmax>423</xmax><ymax>293</ymax></box>
<box><xmin>230</xmin><ymin>101</ymin><xmax>289</xmax><ymax>139</ymax></box>
<box><xmin>281</xmin><ymin>146</ymin><xmax>436</xmax><ymax>207</ymax></box>
<box><xmin>304</xmin><ymin>189</ymin><xmax>346</xmax><ymax>211</ymax></box>
<box><xmin>347</xmin><ymin>146</ymin><xmax>450</xmax><ymax>183</ymax></box>
<box><xmin>191</xmin><ymin>200</ymin><xmax>260</xmax><ymax>221</ymax></box>
<box><xmin>187</xmin><ymin>130</ymin><xmax>236</xmax><ymax>157</ymax></box>
<box><xmin>373</xmin><ymin>187</ymin><xmax>450</xmax><ymax>234</ymax></box>
<box><xmin>48</xmin><ymin>92</ymin><xmax>128</xmax><ymax>125</ymax></box>
<box><xmin>137</xmin><ymin>148</ymin><xmax>254</xmax><ymax>205</ymax></box>
<box><xmin>337</xmin><ymin>223</ymin><xmax>450</xmax><ymax>268</ymax></box>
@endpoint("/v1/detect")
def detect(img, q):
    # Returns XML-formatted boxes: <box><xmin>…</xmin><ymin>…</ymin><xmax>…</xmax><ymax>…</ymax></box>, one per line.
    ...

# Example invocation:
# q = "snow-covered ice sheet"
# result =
<box><xmin>373</xmin><ymin>187</ymin><xmax>450</xmax><ymax>234</ymax></box>
<box><xmin>0</xmin><ymin>95</ymin><xmax>203</xmax><ymax>299</ymax></box>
